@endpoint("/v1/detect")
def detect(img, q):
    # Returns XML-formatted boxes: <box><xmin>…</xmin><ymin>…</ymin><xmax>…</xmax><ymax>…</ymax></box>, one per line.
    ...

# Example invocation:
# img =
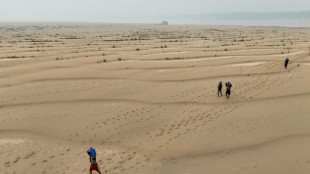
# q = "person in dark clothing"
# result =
<box><xmin>217</xmin><ymin>81</ymin><xmax>223</xmax><ymax>96</ymax></box>
<box><xmin>225</xmin><ymin>82</ymin><xmax>232</xmax><ymax>99</ymax></box>
<box><xmin>284</xmin><ymin>57</ymin><xmax>289</xmax><ymax>69</ymax></box>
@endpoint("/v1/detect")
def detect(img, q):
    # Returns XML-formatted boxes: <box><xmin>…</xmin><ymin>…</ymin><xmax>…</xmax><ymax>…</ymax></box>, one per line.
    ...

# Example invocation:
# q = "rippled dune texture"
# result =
<box><xmin>1</xmin><ymin>24</ymin><xmax>310</xmax><ymax>174</ymax></box>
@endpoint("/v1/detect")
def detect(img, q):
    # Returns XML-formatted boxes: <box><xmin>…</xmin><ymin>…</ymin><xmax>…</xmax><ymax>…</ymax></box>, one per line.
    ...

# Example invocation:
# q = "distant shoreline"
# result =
<box><xmin>0</xmin><ymin>21</ymin><xmax>309</xmax><ymax>28</ymax></box>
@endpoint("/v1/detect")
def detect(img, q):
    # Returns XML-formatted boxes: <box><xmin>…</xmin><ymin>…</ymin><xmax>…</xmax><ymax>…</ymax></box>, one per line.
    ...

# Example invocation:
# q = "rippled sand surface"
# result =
<box><xmin>1</xmin><ymin>24</ymin><xmax>310</xmax><ymax>174</ymax></box>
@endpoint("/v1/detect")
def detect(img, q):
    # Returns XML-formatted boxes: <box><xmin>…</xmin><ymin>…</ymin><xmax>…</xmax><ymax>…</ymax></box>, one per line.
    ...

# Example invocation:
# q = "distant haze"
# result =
<box><xmin>0</xmin><ymin>0</ymin><xmax>310</xmax><ymax>26</ymax></box>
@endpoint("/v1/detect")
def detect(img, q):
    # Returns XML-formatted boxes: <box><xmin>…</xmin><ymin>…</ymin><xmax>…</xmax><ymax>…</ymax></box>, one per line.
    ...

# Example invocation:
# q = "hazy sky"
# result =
<box><xmin>0</xmin><ymin>0</ymin><xmax>310</xmax><ymax>22</ymax></box>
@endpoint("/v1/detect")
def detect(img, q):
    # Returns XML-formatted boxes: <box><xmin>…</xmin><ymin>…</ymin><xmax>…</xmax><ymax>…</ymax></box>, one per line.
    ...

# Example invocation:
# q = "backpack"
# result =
<box><xmin>227</xmin><ymin>82</ymin><xmax>232</xmax><ymax>88</ymax></box>
<box><xmin>90</xmin><ymin>148</ymin><xmax>96</xmax><ymax>157</ymax></box>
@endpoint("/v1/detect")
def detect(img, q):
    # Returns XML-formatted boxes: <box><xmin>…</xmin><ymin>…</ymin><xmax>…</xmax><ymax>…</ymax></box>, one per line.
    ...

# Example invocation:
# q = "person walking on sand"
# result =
<box><xmin>284</xmin><ymin>57</ymin><xmax>289</xmax><ymax>69</ymax></box>
<box><xmin>87</xmin><ymin>148</ymin><xmax>101</xmax><ymax>174</ymax></box>
<box><xmin>217</xmin><ymin>81</ymin><xmax>223</xmax><ymax>96</ymax></box>
<box><xmin>225</xmin><ymin>82</ymin><xmax>232</xmax><ymax>99</ymax></box>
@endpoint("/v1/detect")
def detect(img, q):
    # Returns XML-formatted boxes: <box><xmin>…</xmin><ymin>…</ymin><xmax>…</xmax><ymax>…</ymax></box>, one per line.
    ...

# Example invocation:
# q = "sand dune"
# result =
<box><xmin>1</xmin><ymin>24</ymin><xmax>310</xmax><ymax>174</ymax></box>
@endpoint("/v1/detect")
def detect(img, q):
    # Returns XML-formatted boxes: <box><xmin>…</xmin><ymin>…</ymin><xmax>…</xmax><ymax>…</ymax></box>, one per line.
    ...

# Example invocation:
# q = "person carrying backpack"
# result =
<box><xmin>87</xmin><ymin>148</ymin><xmax>102</xmax><ymax>174</ymax></box>
<box><xmin>284</xmin><ymin>57</ymin><xmax>289</xmax><ymax>69</ymax></box>
<box><xmin>217</xmin><ymin>81</ymin><xmax>223</xmax><ymax>96</ymax></box>
<box><xmin>225</xmin><ymin>82</ymin><xmax>232</xmax><ymax>99</ymax></box>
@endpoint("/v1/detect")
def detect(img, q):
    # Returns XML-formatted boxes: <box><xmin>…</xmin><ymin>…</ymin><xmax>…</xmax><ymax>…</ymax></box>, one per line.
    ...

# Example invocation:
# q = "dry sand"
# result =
<box><xmin>1</xmin><ymin>24</ymin><xmax>310</xmax><ymax>174</ymax></box>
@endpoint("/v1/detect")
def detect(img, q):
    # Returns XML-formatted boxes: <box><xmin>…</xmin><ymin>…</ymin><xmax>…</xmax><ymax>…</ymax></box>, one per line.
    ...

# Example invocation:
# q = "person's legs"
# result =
<box><xmin>91</xmin><ymin>164</ymin><xmax>101</xmax><ymax>174</ymax></box>
<box><xmin>89</xmin><ymin>170</ymin><xmax>92</xmax><ymax>174</ymax></box>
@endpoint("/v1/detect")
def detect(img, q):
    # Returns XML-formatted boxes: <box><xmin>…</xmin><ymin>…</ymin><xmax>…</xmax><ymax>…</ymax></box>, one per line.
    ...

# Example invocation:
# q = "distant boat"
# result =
<box><xmin>161</xmin><ymin>21</ymin><xmax>168</xmax><ymax>25</ymax></box>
